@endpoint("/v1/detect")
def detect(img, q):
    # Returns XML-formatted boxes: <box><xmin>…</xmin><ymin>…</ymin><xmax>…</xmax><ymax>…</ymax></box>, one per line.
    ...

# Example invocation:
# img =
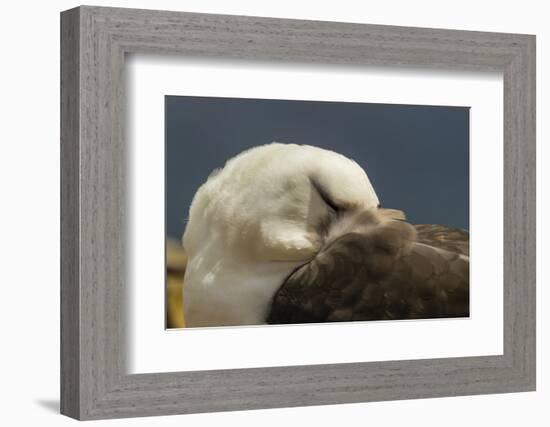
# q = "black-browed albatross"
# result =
<box><xmin>181</xmin><ymin>143</ymin><xmax>469</xmax><ymax>327</ymax></box>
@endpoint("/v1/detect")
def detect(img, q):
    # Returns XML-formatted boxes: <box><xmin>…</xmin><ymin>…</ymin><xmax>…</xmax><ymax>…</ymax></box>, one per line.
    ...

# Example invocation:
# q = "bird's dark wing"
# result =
<box><xmin>415</xmin><ymin>224</ymin><xmax>469</xmax><ymax>257</ymax></box>
<box><xmin>267</xmin><ymin>220</ymin><xmax>469</xmax><ymax>324</ymax></box>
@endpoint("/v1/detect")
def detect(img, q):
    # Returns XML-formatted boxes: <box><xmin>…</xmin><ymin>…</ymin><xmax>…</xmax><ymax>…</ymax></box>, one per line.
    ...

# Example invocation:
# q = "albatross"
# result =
<box><xmin>181</xmin><ymin>143</ymin><xmax>469</xmax><ymax>327</ymax></box>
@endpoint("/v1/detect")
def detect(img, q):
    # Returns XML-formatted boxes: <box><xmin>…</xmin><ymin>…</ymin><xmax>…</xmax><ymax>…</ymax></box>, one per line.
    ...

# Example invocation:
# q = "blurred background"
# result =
<box><xmin>165</xmin><ymin>96</ymin><xmax>470</xmax><ymax>328</ymax></box>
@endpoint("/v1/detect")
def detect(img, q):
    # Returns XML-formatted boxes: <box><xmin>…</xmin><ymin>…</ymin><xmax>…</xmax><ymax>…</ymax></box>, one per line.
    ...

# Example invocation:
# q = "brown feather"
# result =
<box><xmin>267</xmin><ymin>212</ymin><xmax>469</xmax><ymax>324</ymax></box>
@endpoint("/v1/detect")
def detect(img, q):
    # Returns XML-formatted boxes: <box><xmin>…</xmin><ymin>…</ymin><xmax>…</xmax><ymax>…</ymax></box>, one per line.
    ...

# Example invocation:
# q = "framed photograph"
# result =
<box><xmin>60</xmin><ymin>5</ymin><xmax>536</xmax><ymax>420</ymax></box>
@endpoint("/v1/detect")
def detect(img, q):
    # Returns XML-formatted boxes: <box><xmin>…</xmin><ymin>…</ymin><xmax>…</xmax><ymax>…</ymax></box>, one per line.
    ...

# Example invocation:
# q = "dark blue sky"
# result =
<box><xmin>166</xmin><ymin>96</ymin><xmax>469</xmax><ymax>239</ymax></box>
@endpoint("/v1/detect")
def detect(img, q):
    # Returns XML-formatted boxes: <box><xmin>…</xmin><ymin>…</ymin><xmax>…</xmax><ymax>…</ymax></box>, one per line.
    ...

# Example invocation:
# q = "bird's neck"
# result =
<box><xmin>183</xmin><ymin>242</ymin><xmax>302</xmax><ymax>328</ymax></box>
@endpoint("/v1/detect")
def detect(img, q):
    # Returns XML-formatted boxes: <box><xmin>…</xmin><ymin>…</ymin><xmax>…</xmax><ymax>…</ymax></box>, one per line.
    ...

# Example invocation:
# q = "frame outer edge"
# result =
<box><xmin>527</xmin><ymin>35</ymin><xmax>536</xmax><ymax>390</ymax></box>
<box><xmin>60</xmin><ymin>6</ymin><xmax>81</xmax><ymax>420</ymax></box>
<box><xmin>519</xmin><ymin>34</ymin><xmax>536</xmax><ymax>389</ymax></box>
<box><xmin>502</xmin><ymin>34</ymin><xmax>536</xmax><ymax>390</ymax></box>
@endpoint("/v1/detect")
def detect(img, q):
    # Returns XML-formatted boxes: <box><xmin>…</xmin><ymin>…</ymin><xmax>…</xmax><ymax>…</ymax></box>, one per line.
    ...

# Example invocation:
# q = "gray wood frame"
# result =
<box><xmin>60</xmin><ymin>5</ymin><xmax>536</xmax><ymax>420</ymax></box>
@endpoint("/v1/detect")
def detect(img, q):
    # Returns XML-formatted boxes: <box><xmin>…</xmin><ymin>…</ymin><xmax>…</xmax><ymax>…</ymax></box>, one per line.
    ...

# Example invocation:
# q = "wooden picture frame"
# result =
<box><xmin>60</xmin><ymin>5</ymin><xmax>536</xmax><ymax>420</ymax></box>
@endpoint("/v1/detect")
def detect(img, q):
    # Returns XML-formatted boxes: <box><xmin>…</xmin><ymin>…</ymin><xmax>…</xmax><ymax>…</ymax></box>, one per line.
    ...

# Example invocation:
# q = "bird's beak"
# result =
<box><xmin>378</xmin><ymin>207</ymin><xmax>407</xmax><ymax>221</ymax></box>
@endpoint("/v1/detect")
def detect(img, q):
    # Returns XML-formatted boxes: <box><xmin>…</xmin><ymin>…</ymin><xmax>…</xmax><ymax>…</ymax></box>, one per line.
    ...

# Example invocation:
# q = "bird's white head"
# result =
<box><xmin>182</xmin><ymin>143</ymin><xmax>379</xmax><ymax>327</ymax></box>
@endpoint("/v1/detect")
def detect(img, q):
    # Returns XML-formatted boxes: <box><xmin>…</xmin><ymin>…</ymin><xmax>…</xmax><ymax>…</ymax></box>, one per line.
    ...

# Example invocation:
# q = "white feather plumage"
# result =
<box><xmin>182</xmin><ymin>143</ymin><xmax>379</xmax><ymax>327</ymax></box>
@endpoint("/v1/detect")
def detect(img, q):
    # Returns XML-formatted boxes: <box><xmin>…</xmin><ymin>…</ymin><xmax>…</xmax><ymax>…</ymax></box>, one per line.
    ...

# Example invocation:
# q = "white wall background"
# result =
<box><xmin>0</xmin><ymin>0</ymin><xmax>546</xmax><ymax>425</ymax></box>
